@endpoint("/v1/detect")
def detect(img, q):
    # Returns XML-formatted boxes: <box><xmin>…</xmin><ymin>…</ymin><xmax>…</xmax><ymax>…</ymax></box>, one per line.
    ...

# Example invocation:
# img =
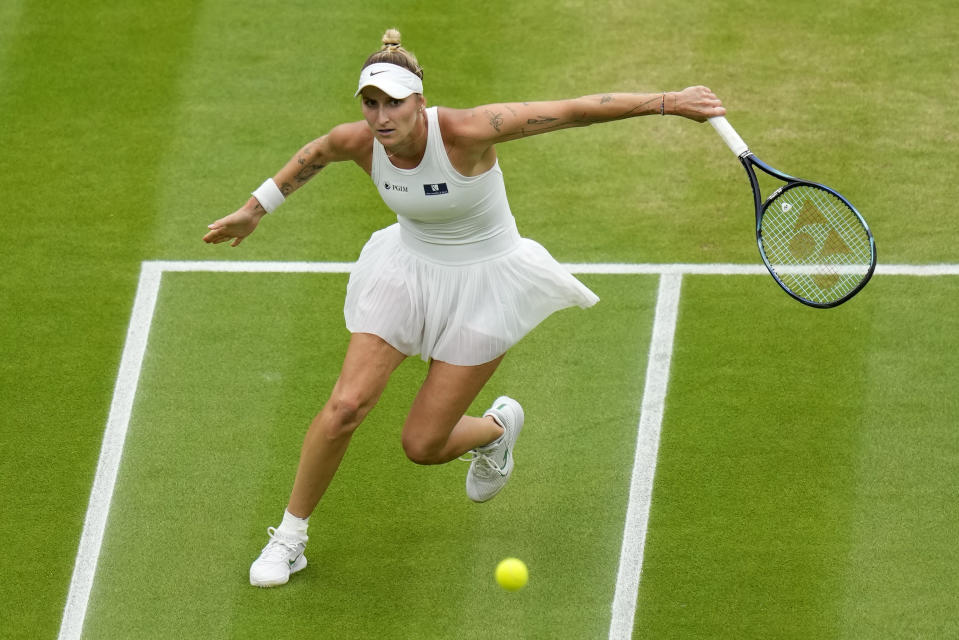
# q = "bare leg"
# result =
<box><xmin>400</xmin><ymin>355</ymin><xmax>506</xmax><ymax>465</ymax></box>
<box><xmin>286</xmin><ymin>333</ymin><xmax>406</xmax><ymax>518</ymax></box>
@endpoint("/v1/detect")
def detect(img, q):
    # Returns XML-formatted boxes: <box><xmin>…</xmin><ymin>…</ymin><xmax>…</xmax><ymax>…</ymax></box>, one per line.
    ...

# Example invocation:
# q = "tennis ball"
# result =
<box><xmin>495</xmin><ymin>557</ymin><xmax>528</xmax><ymax>591</ymax></box>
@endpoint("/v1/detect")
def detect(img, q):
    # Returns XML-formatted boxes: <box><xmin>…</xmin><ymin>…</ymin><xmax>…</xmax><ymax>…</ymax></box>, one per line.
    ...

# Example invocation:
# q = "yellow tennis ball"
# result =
<box><xmin>495</xmin><ymin>557</ymin><xmax>528</xmax><ymax>591</ymax></box>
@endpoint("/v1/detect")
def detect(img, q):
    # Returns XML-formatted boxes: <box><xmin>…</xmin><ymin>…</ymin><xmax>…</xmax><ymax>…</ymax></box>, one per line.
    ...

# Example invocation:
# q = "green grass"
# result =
<box><xmin>638</xmin><ymin>275</ymin><xmax>959</xmax><ymax>638</ymax></box>
<box><xmin>81</xmin><ymin>273</ymin><xmax>653</xmax><ymax>639</ymax></box>
<box><xmin>1</xmin><ymin>0</ymin><xmax>958</xmax><ymax>638</ymax></box>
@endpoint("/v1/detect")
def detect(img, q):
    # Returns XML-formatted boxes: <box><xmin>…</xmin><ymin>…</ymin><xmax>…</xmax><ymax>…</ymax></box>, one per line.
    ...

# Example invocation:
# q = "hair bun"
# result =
<box><xmin>363</xmin><ymin>28</ymin><xmax>423</xmax><ymax>80</ymax></box>
<box><xmin>381</xmin><ymin>28</ymin><xmax>402</xmax><ymax>48</ymax></box>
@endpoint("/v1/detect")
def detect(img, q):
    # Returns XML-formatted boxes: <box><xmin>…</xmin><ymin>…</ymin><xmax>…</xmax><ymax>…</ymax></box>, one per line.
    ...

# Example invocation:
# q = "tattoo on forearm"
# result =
<box><xmin>593</xmin><ymin>94</ymin><xmax>661</xmax><ymax>119</ymax></box>
<box><xmin>615</xmin><ymin>96</ymin><xmax>661</xmax><ymax>118</ymax></box>
<box><xmin>485</xmin><ymin>110</ymin><xmax>504</xmax><ymax>132</ymax></box>
<box><xmin>527</xmin><ymin>115</ymin><xmax>559</xmax><ymax>125</ymax></box>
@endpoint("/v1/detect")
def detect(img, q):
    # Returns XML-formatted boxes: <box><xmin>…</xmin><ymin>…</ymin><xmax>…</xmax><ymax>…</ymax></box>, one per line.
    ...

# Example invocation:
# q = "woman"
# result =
<box><xmin>203</xmin><ymin>29</ymin><xmax>725</xmax><ymax>588</ymax></box>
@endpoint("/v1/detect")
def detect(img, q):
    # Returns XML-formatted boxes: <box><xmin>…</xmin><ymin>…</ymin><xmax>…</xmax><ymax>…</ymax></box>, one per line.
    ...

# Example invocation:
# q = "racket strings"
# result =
<box><xmin>760</xmin><ymin>185</ymin><xmax>872</xmax><ymax>305</ymax></box>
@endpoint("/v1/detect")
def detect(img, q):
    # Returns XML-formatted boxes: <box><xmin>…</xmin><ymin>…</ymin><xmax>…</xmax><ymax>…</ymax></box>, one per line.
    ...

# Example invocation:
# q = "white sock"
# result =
<box><xmin>277</xmin><ymin>509</ymin><xmax>309</xmax><ymax>541</ymax></box>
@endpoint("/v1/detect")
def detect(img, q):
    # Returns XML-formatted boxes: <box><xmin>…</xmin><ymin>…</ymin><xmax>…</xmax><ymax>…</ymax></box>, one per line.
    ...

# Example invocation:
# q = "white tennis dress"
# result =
<box><xmin>344</xmin><ymin>106</ymin><xmax>599</xmax><ymax>366</ymax></box>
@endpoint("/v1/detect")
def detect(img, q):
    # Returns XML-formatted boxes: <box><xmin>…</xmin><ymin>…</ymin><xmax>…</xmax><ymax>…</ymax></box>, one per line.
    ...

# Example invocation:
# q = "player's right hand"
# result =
<box><xmin>203</xmin><ymin>207</ymin><xmax>263</xmax><ymax>247</ymax></box>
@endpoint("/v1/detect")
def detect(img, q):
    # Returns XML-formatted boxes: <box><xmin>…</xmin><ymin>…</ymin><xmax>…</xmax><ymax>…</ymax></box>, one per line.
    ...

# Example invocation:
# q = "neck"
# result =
<box><xmin>385</xmin><ymin>109</ymin><xmax>428</xmax><ymax>162</ymax></box>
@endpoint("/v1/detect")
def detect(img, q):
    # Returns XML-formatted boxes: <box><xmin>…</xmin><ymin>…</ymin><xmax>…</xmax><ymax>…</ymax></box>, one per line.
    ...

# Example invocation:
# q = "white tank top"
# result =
<box><xmin>371</xmin><ymin>107</ymin><xmax>519</xmax><ymax>262</ymax></box>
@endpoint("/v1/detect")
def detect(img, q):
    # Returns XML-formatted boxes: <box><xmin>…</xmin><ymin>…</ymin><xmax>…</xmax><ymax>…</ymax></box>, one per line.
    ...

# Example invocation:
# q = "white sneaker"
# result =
<box><xmin>465</xmin><ymin>396</ymin><xmax>525</xmax><ymax>503</ymax></box>
<box><xmin>249</xmin><ymin>527</ymin><xmax>307</xmax><ymax>587</ymax></box>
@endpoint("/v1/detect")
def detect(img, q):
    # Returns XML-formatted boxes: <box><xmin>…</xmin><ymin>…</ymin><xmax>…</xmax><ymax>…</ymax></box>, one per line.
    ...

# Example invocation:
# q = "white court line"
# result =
<box><xmin>58</xmin><ymin>261</ymin><xmax>959</xmax><ymax>639</ymax></box>
<box><xmin>608</xmin><ymin>273</ymin><xmax>683</xmax><ymax>640</ymax></box>
<box><xmin>152</xmin><ymin>260</ymin><xmax>356</xmax><ymax>273</ymax></box>
<box><xmin>146</xmin><ymin>259</ymin><xmax>959</xmax><ymax>277</ymax></box>
<box><xmin>58</xmin><ymin>262</ymin><xmax>164</xmax><ymax>640</ymax></box>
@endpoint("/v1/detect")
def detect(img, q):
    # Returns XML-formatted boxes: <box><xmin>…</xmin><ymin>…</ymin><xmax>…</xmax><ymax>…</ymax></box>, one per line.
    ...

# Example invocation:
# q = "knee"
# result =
<box><xmin>320</xmin><ymin>392</ymin><xmax>372</xmax><ymax>440</ymax></box>
<box><xmin>401</xmin><ymin>432</ymin><xmax>445</xmax><ymax>466</ymax></box>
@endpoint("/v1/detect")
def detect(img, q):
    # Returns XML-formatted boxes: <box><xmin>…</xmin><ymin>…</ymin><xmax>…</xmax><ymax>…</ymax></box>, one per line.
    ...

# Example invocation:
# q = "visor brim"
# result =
<box><xmin>354</xmin><ymin>80</ymin><xmax>417</xmax><ymax>100</ymax></box>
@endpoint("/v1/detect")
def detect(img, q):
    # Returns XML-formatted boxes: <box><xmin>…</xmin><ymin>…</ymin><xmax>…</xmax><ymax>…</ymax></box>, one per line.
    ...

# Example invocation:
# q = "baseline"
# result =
<box><xmin>146</xmin><ymin>259</ymin><xmax>959</xmax><ymax>277</ymax></box>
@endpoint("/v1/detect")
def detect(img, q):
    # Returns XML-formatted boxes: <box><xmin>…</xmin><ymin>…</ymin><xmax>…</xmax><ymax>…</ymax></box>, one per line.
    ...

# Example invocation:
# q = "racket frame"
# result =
<box><xmin>710</xmin><ymin>117</ymin><xmax>877</xmax><ymax>308</ymax></box>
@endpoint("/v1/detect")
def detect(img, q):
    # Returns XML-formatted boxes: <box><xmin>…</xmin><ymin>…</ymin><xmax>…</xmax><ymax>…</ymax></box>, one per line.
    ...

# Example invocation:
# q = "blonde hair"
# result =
<box><xmin>362</xmin><ymin>28</ymin><xmax>424</xmax><ymax>80</ymax></box>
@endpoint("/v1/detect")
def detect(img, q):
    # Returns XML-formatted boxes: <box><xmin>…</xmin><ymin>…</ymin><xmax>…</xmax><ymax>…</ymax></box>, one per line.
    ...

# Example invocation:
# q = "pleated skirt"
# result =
<box><xmin>344</xmin><ymin>223</ymin><xmax>599</xmax><ymax>366</ymax></box>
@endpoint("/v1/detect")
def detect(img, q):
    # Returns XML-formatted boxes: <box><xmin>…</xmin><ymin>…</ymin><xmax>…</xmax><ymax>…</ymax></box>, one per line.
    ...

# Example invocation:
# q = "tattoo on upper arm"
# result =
<box><xmin>291</xmin><ymin>143</ymin><xmax>327</xmax><ymax>184</ymax></box>
<box><xmin>485</xmin><ymin>109</ymin><xmax>504</xmax><ymax>132</ymax></box>
<box><xmin>486</xmin><ymin>96</ymin><xmax>646</xmax><ymax>140</ymax></box>
<box><xmin>292</xmin><ymin>144</ymin><xmax>327</xmax><ymax>184</ymax></box>
<box><xmin>295</xmin><ymin>163</ymin><xmax>326</xmax><ymax>184</ymax></box>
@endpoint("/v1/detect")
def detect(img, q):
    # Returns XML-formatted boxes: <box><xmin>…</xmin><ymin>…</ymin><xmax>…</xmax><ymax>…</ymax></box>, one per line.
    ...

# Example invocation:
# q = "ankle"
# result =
<box><xmin>277</xmin><ymin>509</ymin><xmax>309</xmax><ymax>541</ymax></box>
<box><xmin>478</xmin><ymin>419</ymin><xmax>505</xmax><ymax>450</ymax></box>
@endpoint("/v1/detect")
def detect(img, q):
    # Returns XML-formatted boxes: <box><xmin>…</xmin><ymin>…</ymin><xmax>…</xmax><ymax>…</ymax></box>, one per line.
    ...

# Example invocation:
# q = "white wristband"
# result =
<box><xmin>251</xmin><ymin>178</ymin><xmax>285</xmax><ymax>213</ymax></box>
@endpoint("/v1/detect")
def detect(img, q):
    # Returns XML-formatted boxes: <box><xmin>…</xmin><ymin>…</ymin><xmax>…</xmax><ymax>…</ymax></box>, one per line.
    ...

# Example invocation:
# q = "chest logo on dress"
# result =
<box><xmin>384</xmin><ymin>182</ymin><xmax>408</xmax><ymax>192</ymax></box>
<box><xmin>423</xmin><ymin>183</ymin><xmax>449</xmax><ymax>196</ymax></box>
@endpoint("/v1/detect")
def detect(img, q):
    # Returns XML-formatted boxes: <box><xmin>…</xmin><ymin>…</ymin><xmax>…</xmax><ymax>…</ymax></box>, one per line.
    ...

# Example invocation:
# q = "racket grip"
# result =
<box><xmin>709</xmin><ymin>116</ymin><xmax>749</xmax><ymax>157</ymax></box>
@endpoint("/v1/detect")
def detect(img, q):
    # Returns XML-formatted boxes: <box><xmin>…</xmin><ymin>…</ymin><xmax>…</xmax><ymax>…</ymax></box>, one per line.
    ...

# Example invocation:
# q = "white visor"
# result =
<box><xmin>354</xmin><ymin>62</ymin><xmax>423</xmax><ymax>99</ymax></box>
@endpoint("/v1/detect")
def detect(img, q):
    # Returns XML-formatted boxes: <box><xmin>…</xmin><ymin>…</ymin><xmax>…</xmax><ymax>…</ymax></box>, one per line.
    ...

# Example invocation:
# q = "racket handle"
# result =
<box><xmin>709</xmin><ymin>116</ymin><xmax>749</xmax><ymax>157</ymax></box>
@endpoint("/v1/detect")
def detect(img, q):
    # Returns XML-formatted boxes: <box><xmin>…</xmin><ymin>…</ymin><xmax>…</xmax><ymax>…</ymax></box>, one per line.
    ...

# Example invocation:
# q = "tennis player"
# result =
<box><xmin>203</xmin><ymin>29</ymin><xmax>725</xmax><ymax>587</ymax></box>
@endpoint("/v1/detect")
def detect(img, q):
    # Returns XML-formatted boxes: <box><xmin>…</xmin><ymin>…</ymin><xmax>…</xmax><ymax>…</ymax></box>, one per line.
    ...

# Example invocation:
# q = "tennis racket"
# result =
<box><xmin>709</xmin><ymin>116</ymin><xmax>876</xmax><ymax>308</ymax></box>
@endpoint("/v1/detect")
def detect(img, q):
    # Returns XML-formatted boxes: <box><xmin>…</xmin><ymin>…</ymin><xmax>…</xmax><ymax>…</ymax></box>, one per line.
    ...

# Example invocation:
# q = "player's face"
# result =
<box><xmin>360</xmin><ymin>87</ymin><xmax>425</xmax><ymax>148</ymax></box>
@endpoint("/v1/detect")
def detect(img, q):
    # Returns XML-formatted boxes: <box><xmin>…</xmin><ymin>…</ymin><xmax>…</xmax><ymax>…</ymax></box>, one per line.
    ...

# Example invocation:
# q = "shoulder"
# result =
<box><xmin>324</xmin><ymin>120</ymin><xmax>374</xmax><ymax>161</ymax></box>
<box><xmin>435</xmin><ymin>106</ymin><xmax>499</xmax><ymax>176</ymax></box>
<box><xmin>436</xmin><ymin>106</ymin><xmax>489</xmax><ymax>141</ymax></box>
